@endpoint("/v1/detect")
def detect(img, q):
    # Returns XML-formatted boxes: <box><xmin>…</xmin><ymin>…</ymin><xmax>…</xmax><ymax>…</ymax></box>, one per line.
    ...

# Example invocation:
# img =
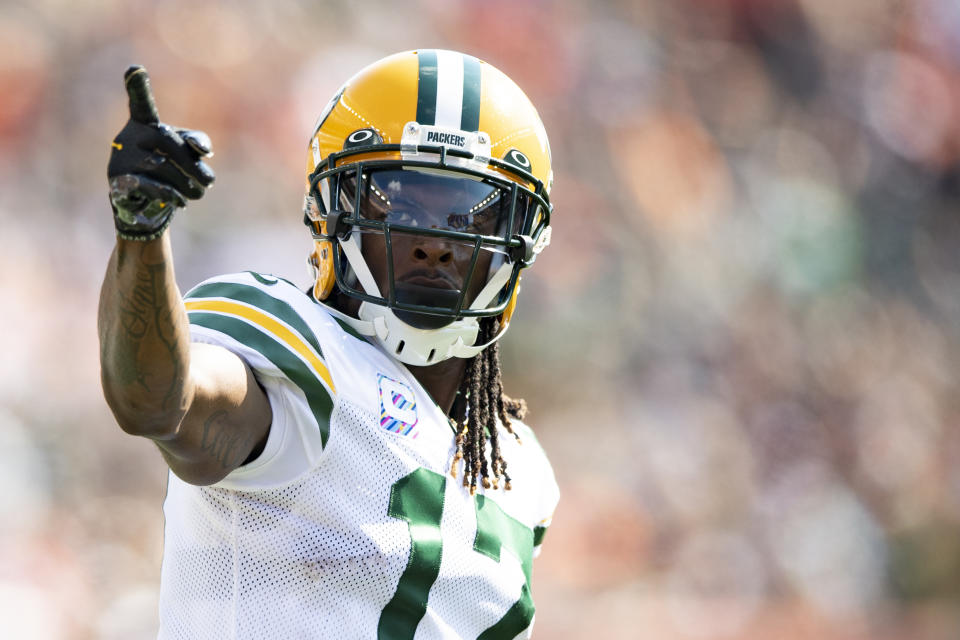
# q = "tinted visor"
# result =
<box><xmin>338</xmin><ymin>169</ymin><xmax>529</xmax><ymax>327</ymax></box>
<box><xmin>342</xmin><ymin>169</ymin><xmax>524</xmax><ymax>239</ymax></box>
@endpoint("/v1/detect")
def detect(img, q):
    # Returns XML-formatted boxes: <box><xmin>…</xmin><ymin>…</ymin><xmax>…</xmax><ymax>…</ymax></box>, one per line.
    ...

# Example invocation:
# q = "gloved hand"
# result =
<box><xmin>107</xmin><ymin>65</ymin><xmax>215</xmax><ymax>241</ymax></box>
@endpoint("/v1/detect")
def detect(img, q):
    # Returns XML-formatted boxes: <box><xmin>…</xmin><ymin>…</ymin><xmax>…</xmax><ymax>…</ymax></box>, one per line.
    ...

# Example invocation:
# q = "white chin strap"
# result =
<box><xmin>329</xmin><ymin>233</ymin><xmax>512</xmax><ymax>366</ymax></box>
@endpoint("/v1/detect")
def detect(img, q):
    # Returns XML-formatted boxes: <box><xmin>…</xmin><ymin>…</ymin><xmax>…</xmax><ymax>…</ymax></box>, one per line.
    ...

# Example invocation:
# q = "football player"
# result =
<box><xmin>99</xmin><ymin>50</ymin><xmax>558</xmax><ymax>639</ymax></box>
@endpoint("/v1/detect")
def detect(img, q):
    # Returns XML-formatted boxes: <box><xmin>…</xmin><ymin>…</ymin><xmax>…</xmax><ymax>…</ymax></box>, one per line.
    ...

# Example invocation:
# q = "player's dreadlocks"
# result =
<box><xmin>449</xmin><ymin>316</ymin><xmax>527</xmax><ymax>494</ymax></box>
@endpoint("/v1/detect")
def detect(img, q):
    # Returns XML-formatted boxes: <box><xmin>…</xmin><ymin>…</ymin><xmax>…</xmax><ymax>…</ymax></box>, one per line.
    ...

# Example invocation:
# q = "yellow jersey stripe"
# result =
<box><xmin>185</xmin><ymin>299</ymin><xmax>336</xmax><ymax>394</ymax></box>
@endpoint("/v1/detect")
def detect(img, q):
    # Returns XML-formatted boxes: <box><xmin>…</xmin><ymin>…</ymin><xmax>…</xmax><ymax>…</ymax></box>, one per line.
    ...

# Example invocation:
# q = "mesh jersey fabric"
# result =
<box><xmin>158</xmin><ymin>271</ymin><xmax>559</xmax><ymax>640</ymax></box>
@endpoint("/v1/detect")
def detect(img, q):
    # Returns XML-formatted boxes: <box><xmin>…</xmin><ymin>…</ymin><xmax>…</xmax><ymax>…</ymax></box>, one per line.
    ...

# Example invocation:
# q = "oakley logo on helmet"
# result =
<box><xmin>344</xmin><ymin>128</ymin><xmax>382</xmax><ymax>150</ymax></box>
<box><xmin>503</xmin><ymin>149</ymin><xmax>532</xmax><ymax>171</ymax></box>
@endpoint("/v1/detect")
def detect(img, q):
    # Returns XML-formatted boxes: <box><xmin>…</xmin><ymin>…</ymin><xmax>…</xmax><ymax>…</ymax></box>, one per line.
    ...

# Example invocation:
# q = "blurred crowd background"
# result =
<box><xmin>1</xmin><ymin>0</ymin><xmax>959</xmax><ymax>638</ymax></box>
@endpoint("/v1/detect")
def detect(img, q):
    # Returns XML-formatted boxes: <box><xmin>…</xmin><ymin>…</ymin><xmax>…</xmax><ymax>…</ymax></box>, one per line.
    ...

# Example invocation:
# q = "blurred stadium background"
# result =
<box><xmin>2</xmin><ymin>0</ymin><xmax>960</xmax><ymax>637</ymax></box>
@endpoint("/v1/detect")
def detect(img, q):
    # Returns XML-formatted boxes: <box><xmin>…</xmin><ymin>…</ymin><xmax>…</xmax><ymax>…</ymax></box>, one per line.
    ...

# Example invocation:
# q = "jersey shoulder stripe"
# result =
<box><xmin>186</xmin><ymin>280</ymin><xmax>327</xmax><ymax>364</ymax></box>
<box><xmin>185</xmin><ymin>299</ymin><xmax>335</xmax><ymax>393</ymax></box>
<box><xmin>330</xmin><ymin>314</ymin><xmax>367</xmax><ymax>342</ymax></box>
<box><xmin>184</xmin><ymin>276</ymin><xmax>336</xmax><ymax>448</ymax></box>
<box><xmin>533</xmin><ymin>523</ymin><xmax>548</xmax><ymax>548</ymax></box>
<box><xmin>188</xmin><ymin>311</ymin><xmax>334</xmax><ymax>448</ymax></box>
<box><xmin>184</xmin><ymin>281</ymin><xmax>334</xmax><ymax>393</ymax></box>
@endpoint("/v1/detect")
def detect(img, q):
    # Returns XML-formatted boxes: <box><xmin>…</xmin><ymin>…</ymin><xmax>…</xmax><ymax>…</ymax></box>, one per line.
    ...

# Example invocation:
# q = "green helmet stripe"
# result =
<box><xmin>460</xmin><ymin>54</ymin><xmax>481</xmax><ymax>132</ymax></box>
<box><xmin>416</xmin><ymin>50</ymin><xmax>438</xmax><ymax>126</ymax></box>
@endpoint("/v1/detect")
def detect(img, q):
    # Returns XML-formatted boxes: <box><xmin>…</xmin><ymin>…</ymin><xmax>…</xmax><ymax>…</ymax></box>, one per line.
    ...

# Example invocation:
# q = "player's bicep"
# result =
<box><xmin>155</xmin><ymin>342</ymin><xmax>272</xmax><ymax>485</ymax></box>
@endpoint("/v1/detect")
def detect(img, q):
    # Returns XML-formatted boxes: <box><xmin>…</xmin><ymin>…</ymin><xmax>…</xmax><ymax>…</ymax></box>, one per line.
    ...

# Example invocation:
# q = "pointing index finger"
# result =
<box><xmin>124</xmin><ymin>65</ymin><xmax>159</xmax><ymax>125</ymax></box>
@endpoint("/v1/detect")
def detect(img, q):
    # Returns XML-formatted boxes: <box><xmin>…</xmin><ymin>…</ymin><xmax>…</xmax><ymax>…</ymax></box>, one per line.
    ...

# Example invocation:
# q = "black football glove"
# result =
<box><xmin>108</xmin><ymin>65</ymin><xmax>215</xmax><ymax>241</ymax></box>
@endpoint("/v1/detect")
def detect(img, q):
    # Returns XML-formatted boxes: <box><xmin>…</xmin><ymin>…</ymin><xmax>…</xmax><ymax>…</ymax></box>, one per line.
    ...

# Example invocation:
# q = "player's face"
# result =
<box><xmin>346</xmin><ymin>169</ymin><xmax>513</xmax><ymax>328</ymax></box>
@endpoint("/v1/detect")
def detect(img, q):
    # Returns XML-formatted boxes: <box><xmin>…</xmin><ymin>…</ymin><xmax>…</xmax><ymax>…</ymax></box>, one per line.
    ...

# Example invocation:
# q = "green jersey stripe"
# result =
<box><xmin>330</xmin><ymin>316</ymin><xmax>368</xmax><ymax>343</ymax></box>
<box><xmin>188</xmin><ymin>311</ymin><xmax>333</xmax><ymax>447</ymax></box>
<box><xmin>186</xmin><ymin>282</ymin><xmax>325</xmax><ymax>360</ymax></box>
<box><xmin>533</xmin><ymin>525</ymin><xmax>547</xmax><ymax>547</ymax></box>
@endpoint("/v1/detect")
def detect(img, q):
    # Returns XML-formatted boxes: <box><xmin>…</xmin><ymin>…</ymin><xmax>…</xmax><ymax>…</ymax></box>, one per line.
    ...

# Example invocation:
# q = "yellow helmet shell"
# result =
<box><xmin>305</xmin><ymin>49</ymin><xmax>552</xmax><ymax>196</ymax></box>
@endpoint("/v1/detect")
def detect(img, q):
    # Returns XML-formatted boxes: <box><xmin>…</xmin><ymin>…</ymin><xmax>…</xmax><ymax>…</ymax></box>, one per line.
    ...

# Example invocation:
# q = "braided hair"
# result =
<box><xmin>322</xmin><ymin>286</ymin><xmax>527</xmax><ymax>493</ymax></box>
<box><xmin>449</xmin><ymin>317</ymin><xmax>527</xmax><ymax>494</ymax></box>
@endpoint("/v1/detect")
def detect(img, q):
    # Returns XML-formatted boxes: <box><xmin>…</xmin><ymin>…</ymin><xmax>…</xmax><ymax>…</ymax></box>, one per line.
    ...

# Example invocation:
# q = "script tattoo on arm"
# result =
<box><xmin>112</xmin><ymin>263</ymin><xmax>156</xmax><ymax>390</ymax></box>
<box><xmin>112</xmin><ymin>243</ymin><xmax>187</xmax><ymax>409</ymax></box>
<box><xmin>101</xmin><ymin>238</ymin><xmax>190</xmax><ymax>423</ymax></box>
<box><xmin>147</xmin><ymin>260</ymin><xmax>187</xmax><ymax>413</ymax></box>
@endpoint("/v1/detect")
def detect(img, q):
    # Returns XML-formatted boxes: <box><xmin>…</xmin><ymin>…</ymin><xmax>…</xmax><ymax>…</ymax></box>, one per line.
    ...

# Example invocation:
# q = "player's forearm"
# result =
<box><xmin>98</xmin><ymin>233</ymin><xmax>194</xmax><ymax>437</ymax></box>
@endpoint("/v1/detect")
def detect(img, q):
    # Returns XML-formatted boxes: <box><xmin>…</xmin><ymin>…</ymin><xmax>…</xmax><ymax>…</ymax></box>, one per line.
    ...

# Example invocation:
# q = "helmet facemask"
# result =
<box><xmin>306</xmin><ymin>141</ymin><xmax>550</xmax><ymax>365</ymax></box>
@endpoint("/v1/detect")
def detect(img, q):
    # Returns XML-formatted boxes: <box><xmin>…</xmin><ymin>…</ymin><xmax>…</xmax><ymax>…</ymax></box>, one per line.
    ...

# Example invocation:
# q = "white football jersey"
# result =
<box><xmin>158</xmin><ymin>272</ymin><xmax>559</xmax><ymax>640</ymax></box>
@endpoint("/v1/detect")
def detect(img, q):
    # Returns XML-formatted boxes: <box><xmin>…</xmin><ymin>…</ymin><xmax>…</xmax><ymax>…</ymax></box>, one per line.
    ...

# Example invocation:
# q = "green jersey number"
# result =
<box><xmin>377</xmin><ymin>468</ymin><xmax>535</xmax><ymax>640</ymax></box>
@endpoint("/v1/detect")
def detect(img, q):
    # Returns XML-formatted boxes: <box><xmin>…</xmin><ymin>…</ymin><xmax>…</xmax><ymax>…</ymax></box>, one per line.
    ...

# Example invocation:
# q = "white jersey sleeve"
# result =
<box><xmin>183</xmin><ymin>271</ymin><xmax>337</xmax><ymax>488</ymax></box>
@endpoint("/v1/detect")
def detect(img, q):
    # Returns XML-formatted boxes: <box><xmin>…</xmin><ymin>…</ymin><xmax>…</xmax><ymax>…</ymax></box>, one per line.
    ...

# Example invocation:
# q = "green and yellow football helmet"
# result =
<box><xmin>304</xmin><ymin>49</ymin><xmax>553</xmax><ymax>366</ymax></box>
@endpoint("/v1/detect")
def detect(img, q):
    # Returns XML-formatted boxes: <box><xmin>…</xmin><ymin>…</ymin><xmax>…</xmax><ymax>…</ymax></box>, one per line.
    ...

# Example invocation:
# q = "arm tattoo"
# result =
<box><xmin>146</xmin><ymin>259</ymin><xmax>187</xmax><ymax>412</ymax></box>
<box><xmin>109</xmin><ymin>243</ymin><xmax>187</xmax><ymax>408</ymax></box>
<box><xmin>118</xmin><ymin>282</ymin><xmax>150</xmax><ymax>340</ymax></box>
<box><xmin>200</xmin><ymin>410</ymin><xmax>253</xmax><ymax>469</ymax></box>
<box><xmin>113</xmin><ymin>278</ymin><xmax>152</xmax><ymax>390</ymax></box>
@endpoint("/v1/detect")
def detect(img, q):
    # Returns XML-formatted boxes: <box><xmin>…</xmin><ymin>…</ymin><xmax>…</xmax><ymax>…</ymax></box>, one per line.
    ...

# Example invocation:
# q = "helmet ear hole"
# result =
<box><xmin>310</xmin><ymin>237</ymin><xmax>336</xmax><ymax>300</ymax></box>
